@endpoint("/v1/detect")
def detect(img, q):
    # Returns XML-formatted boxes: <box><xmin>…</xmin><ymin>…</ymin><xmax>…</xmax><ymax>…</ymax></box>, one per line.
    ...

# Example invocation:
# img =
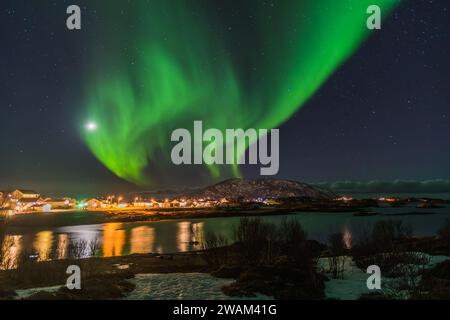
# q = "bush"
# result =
<box><xmin>278</xmin><ymin>218</ymin><xmax>308</xmax><ymax>261</ymax></box>
<box><xmin>201</xmin><ymin>231</ymin><xmax>229</xmax><ymax>267</ymax></box>
<box><xmin>226</xmin><ymin>217</ymin><xmax>316</xmax><ymax>268</ymax></box>
<box><xmin>384</xmin><ymin>252</ymin><xmax>431</xmax><ymax>299</ymax></box>
<box><xmin>352</xmin><ymin>220</ymin><xmax>411</xmax><ymax>257</ymax></box>
<box><xmin>68</xmin><ymin>239</ymin><xmax>100</xmax><ymax>260</ymax></box>
<box><xmin>372</xmin><ymin>220</ymin><xmax>412</xmax><ymax>250</ymax></box>
<box><xmin>352</xmin><ymin>220</ymin><xmax>414</xmax><ymax>272</ymax></box>
<box><xmin>203</xmin><ymin>217</ymin><xmax>324</xmax><ymax>298</ymax></box>
<box><xmin>233</xmin><ymin>217</ymin><xmax>278</xmax><ymax>266</ymax></box>
<box><xmin>327</xmin><ymin>232</ymin><xmax>347</xmax><ymax>279</ymax></box>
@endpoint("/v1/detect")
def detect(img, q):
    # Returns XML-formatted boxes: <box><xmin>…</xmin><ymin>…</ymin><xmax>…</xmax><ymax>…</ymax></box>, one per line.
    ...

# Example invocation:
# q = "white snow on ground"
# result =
<box><xmin>15</xmin><ymin>286</ymin><xmax>62</xmax><ymax>299</ymax></box>
<box><xmin>427</xmin><ymin>255</ymin><xmax>450</xmax><ymax>266</ymax></box>
<box><xmin>318</xmin><ymin>254</ymin><xmax>450</xmax><ymax>300</ymax></box>
<box><xmin>124</xmin><ymin>273</ymin><xmax>273</xmax><ymax>300</ymax></box>
<box><xmin>318</xmin><ymin>256</ymin><xmax>371</xmax><ymax>300</ymax></box>
<box><xmin>15</xmin><ymin>255</ymin><xmax>449</xmax><ymax>300</ymax></box>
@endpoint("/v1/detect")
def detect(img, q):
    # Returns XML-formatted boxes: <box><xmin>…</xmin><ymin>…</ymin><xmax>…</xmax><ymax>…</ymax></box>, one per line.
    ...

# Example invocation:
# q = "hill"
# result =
<box><xmin>194</xmin><ymin>178</ymin><xmax>335</xmax><ymax>201</ymax></box>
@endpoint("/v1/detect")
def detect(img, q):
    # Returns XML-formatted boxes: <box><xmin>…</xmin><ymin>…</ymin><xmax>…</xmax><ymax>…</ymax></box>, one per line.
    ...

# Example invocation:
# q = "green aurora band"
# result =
<box><xmin>82</xmin><ymin>0</ymin><xmax>399</xmax><ymax>186</ymax></box>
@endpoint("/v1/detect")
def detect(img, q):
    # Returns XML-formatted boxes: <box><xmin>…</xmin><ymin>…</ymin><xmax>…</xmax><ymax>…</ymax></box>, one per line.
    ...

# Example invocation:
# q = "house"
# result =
<box><xmin>162</xmin><ymin>199</ymin><xmax>171</xmax><ymax>208</ymax></box>
<box><xmin>42</xmin><ymin>198</ymin><xmax>76</xmax><ymax>210</ymax></box>
<box><xmin>86</xmin><ymin>198</ymin><xmax>106</xmax><ymax>210</ymax></box>
<box><xmin>15</xmin><ymin>198</ymin><xmax>41</xmax><ymax>212</ymax></box>
<box><xmin>117</xmin><ymin>202</ymin><xmax>129</xmax><ymax>208</ymax></box>
<box><xmin>133</xmin><ymin>199</ymin><xmax>156</xmax><ymax>207</ymax></box>
<box><xmin>11</xmin><ymin>189</ymin><xmax>40</xmax><ymax>200</ymax></box>
<box><xmin>179</xmin><ymin>199</ymin><xmax>192</xmax><ymax>207</ymax></box>
<box><xmin>170</xmin><ymin>199</ymin><xmax>180</xmax><ymax>208</ymax></box>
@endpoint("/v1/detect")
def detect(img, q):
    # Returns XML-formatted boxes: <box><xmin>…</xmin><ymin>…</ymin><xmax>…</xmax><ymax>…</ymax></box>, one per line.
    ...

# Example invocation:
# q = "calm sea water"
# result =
<box><xmin>349</xmin><ymin>193</ymin><xmax>450</xmax><ymax>200</ymax></box>
<box><xmin>2</xmin><ymin>203</ymin><xmax>450</xmax><ymax>267</ymax></box>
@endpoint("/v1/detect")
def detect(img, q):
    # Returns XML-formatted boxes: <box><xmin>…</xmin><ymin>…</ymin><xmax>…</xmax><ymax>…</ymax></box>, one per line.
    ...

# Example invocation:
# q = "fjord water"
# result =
<box><xmin>2</xmin><ymin>203</ymin><xmax>450</xmax><ymax>266</ymax></box>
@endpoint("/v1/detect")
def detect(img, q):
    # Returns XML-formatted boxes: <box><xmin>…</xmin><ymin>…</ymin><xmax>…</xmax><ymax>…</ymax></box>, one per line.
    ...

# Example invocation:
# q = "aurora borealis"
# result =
<box><xmin>81</xmin><ymin>0</ymin><xmax>398</xmax><ymax>186</ymax></box>
<box><xmin>1</xmin><ymin>0</ymin><xmax>450</xmax><ymax>196</ymax></box>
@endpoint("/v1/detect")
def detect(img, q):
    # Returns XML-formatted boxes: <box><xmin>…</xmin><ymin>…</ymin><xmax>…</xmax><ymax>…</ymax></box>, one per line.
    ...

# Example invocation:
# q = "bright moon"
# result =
<box><xmin>85</xmin><ymin>121</ymin><xmax>98</xmax><ymax>132</ymax></box>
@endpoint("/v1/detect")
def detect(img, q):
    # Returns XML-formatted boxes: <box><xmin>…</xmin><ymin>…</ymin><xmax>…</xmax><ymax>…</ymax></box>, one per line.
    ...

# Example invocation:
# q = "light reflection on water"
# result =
<box><xmin>343</xmin><ymin>225</ymin><xmax>353</xmax><ymax>249</ymax></box>
<box><xmin>34</xmin><ymin>231</ymin><xmax>53</xmax><ymax>261</ymax></box>
<box><xmin>130</xmin><ymin>226</ymin><xmax>154</xmax><ymax>254</ymax></box>
<box><xmin>2</xmin><ymin>205</ymin><xmax>450</xmax><ymax>268</ymax></box>
<box><xmin>1</xmin><ymin>220</ymin><xmax>207</xmax><ymax>268</ymax></box>
<box><xmin>56</xmin><ymin>234</ymin><xmax>68</xmax><ymax>260</ymax></box>
<box><xmin>1</xmin><ymin>235</ymin><xmax>23</xmax><ymax>269</ymax></box>
<box><xmin>103</xmin><ymin>223</ymin><xmax>126</xmax><ymax>257</ymax></box>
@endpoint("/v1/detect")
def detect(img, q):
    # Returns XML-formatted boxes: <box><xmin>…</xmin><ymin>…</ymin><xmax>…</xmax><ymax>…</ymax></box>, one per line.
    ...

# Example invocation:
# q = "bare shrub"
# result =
<box><xmin>352</xmin><ymin>220</ymin><xmax>413</xmax><ymax>269</ymax></box>
<box><xmin>372</xmin><ymin>220</ymin><xmax>412</xmax><ymax>251</ymax></box>
<box><xmin>203</xmin><ymin>217</ymin><xmax>325</xmax><ymax>298</ymax></box>
<box><xmin>327</xmin><ymin>232</ymin><xmax>347</xmax><ymax>279</ymax></box>
<box><xmin>358</xmin><ymin>250</ymin><xmax>428</xmax><ymax>280</ymax></box>
<box><xmin>384</xmin><ymin>252</ymin><xmax>431</xmax><ymax>299</ymax></box>
<box><xmin>201</xmin><ymin>231</ymin><xmax>229</xmax><ymax>267</ymax></box>
<box><xmin>68</xmin><ymin>238</ymin><xmax>99</xmax><ymax>260</ymax></box>
<box><xmin>229</xmin><ymin>217</ymin><xmax>318</xmax><ymax>268</ymax></box>
<box><xmin>233</xmin><ymin>217</ymin><xmax>278</xmax><ymax>266</ymax></box>
<box><xmin>278</xmin><ymin>218</ymin><xmax>307</xmax><ymax>259</ymax></box>
<box><xmin>66</xmin><ymin>238</ymin><xmax>100</xmax><ymax>279</ymax></box>
<box><xmin>276</xmin><ymin>218</ymin><xmax>324</xmax><ymax>289</ymax></box>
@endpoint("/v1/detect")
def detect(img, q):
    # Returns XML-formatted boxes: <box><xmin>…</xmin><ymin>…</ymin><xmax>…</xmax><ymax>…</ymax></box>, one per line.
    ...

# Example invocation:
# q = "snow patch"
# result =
<box><xmin>15</xmin><ymin>286</ymin><xmax>62</xmax><ymax>299</ymax></box>
<box><xmin>319</xmin><ymin>256</ymin><xmax>372</xmax><ymax>300</ymax></box>
<box><xmin>319</xmin><ymin>254</ymin><xmax>450</xmax><ymax>300</ymax></box>
<box><xmin>124</xmin><ymin>273</ymin><xmax>273</xmax><ymax>300</ymax></box>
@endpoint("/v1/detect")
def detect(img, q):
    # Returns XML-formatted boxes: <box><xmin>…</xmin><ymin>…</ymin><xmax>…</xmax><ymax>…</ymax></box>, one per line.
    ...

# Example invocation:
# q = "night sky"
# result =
<box><xmin>1</xmin><ymin>0</ymin><xmax>449</xmax><ymax>196</ymax></box>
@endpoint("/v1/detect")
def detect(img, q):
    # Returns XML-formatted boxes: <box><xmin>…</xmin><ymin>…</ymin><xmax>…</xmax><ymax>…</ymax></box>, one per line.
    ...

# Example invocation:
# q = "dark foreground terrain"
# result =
<box><xmin>1</xmin><ymin>215</ymin><xmax>450</xmax><ymax>300</ymax></box>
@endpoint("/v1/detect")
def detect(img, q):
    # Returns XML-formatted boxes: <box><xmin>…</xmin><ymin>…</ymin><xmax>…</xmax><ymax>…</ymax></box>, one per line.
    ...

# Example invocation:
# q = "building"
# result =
<box><xmin>160</xmin><ymin>200</ymin><xmax>169</xmax><ymax>208</ymax></box>
<box><xmin>14</xmin><ymin>198</ymin><xmax>41</xmax><ymax>212</ymax></box>
<box><xmin>42</xmin><ymin>198</ymin><xmax>76</xmax><ymax>210</ymax></box>
<box><xmin>170</xmin><ymin>199</ymin><xmax>180</xmax><ymax>208</ymax></box>
<box><xmin>0</xmin><ymin>189</ymin><xmax>41</xmax><ymax>212</ymax></box>
<box><xmin>133</xmin><ymin>199</ymin><xmax>157</xmax><ymax>208</ymax></box>
<box><xmin>11</xmin><ymin>189</ymin><xmax>40</xmax><ymax>200</ymax></box>
<box><xmin>86</xmin><ymin>198</ymin><xmax>106</xmax><ymax>210</ymax></box>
